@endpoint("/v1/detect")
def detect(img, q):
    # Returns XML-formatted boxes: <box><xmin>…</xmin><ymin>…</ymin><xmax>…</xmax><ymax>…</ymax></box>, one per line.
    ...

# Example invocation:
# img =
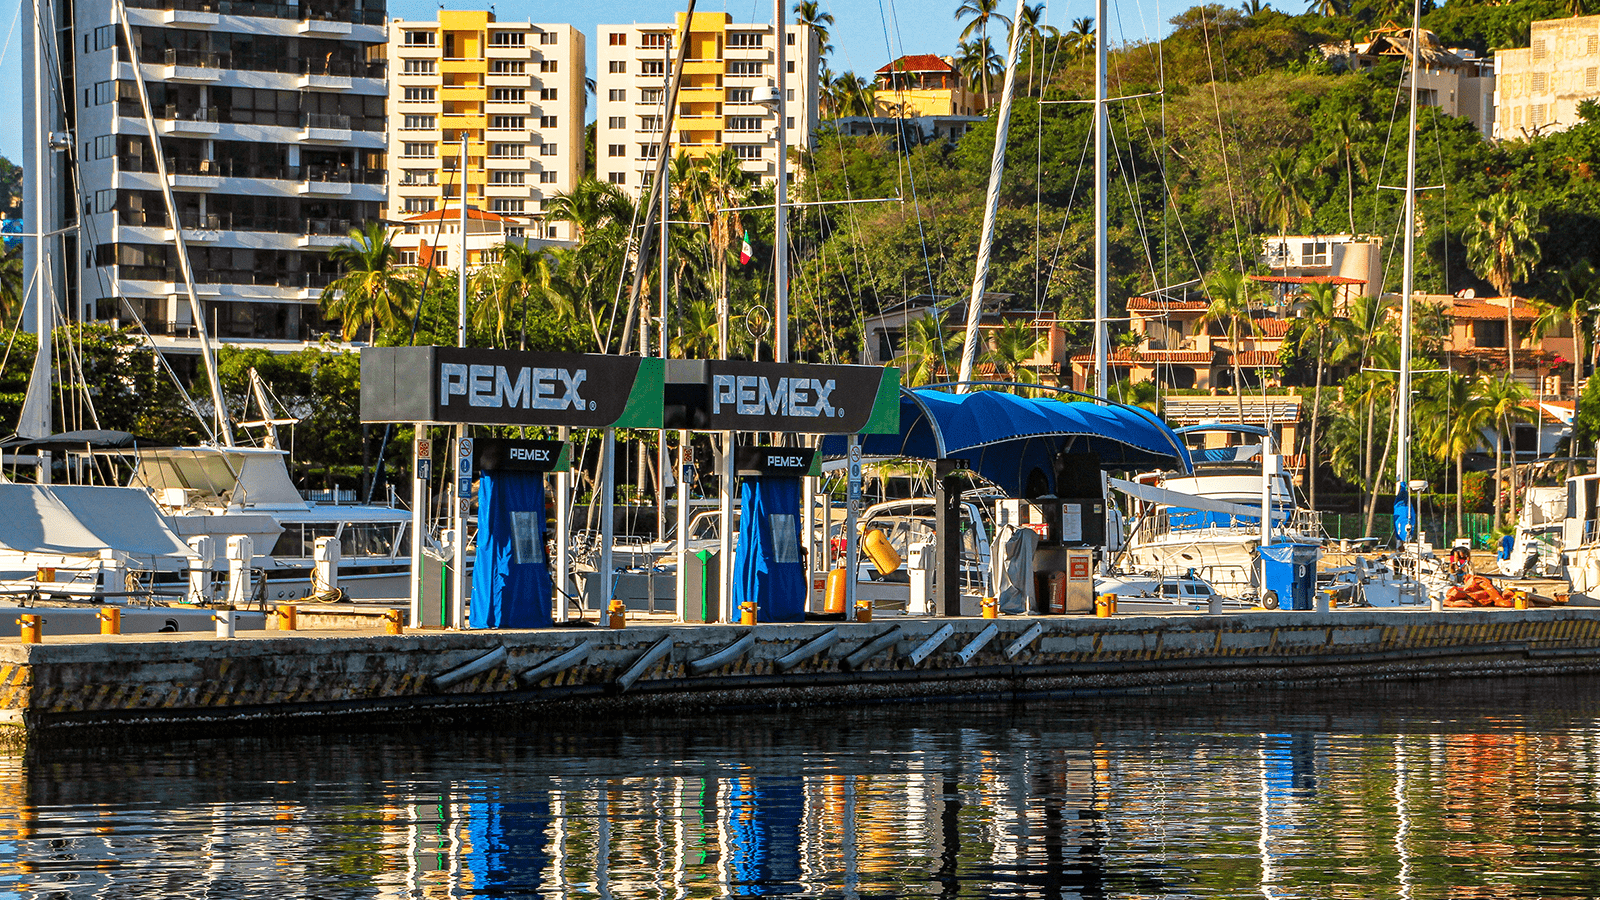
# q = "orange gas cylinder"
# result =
<box><xmin>862</xmin><ymin>529</ymin><xmax>901</xmax><ymax>576</ymax></box>
<box><xmin>825</xmin><ymin>568</ymin><xmax>849</xmax><ymax>615</ymax></box>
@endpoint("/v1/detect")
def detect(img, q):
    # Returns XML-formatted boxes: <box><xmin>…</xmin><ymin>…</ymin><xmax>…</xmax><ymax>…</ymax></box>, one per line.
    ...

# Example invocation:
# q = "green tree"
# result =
<box><xmin>792</xmin><ymin>1</ymin><xmax>834</xmax><ymax>56</ymax></box>
<box><xmin>476</xmin><ymin>242</ymin><xmax>557</xmax><ymax>350</ymax></box>
<box><xmin>984</xmin><ymin>319</ymin><xmax>1047</xmax><ymax>383</ymax></box>
<box><xmin>1285</xmin><ymin>281</ymin><xmax>1349</xmax><ymax>509</ymax></box>
<box><xmin>1550</xmin><ymin>259</ymin><xmax>1598</xmax><ymax>417</ymax></box>
<box><xmin>0</xmin><ymin>242</ymin><xmax>21</xmax><ymax>328</ymax></box>
<box><xmin>896</xmin><ymin>312</ymin><xmax>959</xmax><ymax>386</ymax></box>
<box><xmin>1479</xmin><ymin>375</ymin><xmax>1536</xmax><ymax>529</ymax></box>
<box><xmin>1200</xmin><ymin>269</ymin><xmax>1257</xmax><ymax>422</ymax></box>
<box><xmin>1417</xmin><ymin>373</ymin><xmax>1491</xmax><ymax>541</ymax></box>
<box><xmin>320</xmin><ymin>221</ymin><xmax>414</xmax><ymax>343</ymax></box>
<box><xmin>955</xmin><ymin>0</ymin><xmax>1013</xmax><ymax>100</ymax></box>
<box><xmin>955</xmin><ymin>37</ymin><xmax>1002</xmax><ymax>100</ymax></box>
<box><xmin>1466</xmin><ymin>193</ymin><xmax>1543</xmax><ymax>382</ymax></box>
<box><xmin>1064</xmin><ymin>17</ymin><xmax>1095</xmax><ymax>58</ymax></box>
<box><xmin>1324</xmin><ymin>112</ymin><xmax>1372</xmax><ymax>235</ymax></box>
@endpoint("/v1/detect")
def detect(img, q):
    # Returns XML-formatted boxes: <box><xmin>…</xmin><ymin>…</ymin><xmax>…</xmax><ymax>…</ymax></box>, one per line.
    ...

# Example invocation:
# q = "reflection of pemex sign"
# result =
<box><xmin>360</xmin><ymin>347</ymin><xmax>663</xmax><ymax>428</ymax></box>
<box><xmin>704</xmin><ymin>360</ymin><xmax>899</xmax><ymax>434</ymax></box>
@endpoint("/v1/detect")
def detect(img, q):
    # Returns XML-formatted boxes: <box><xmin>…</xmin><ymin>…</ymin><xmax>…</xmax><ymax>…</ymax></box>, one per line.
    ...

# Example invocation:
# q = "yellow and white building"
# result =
<box><xmin>386</xmin><ymin>11</ymin><xmax>585</xmax><ymax>242</ymax></box>
<box><xmin>594</xmin><ymin>12</ymin><xmax>818</xmax><ymax>196</ymax></box>
<box><xmin>1495</xmin><ymin>14</ymin><xmax>1600</xmax><ymax>139</ymax></box>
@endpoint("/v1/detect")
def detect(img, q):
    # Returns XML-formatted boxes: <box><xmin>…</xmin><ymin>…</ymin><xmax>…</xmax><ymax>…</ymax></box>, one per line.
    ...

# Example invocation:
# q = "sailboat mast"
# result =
<box><xmin>1396</xmin><ymin>0</ymin><xmax>1422</xmax><ymax>499</ymax></box>
<box><xmin>458</xmin><ymin>132</ymin><xmax>468</xmax><ymax>348</ymax></box>
<box><xmin>1093</xmin><ymin>0</ymin><xmax>1109</xmax><ymax>399</ymax></box>
<box><xmin>773</xmin><ymin>0</ymin><xmax>789</xmax><ymax>362</ymax></box>
<box><xmin>955</xmin><ymin>0</ymin><xmax>1031</xmax><ymax>390</ymax></box>
<box><xmin>20</xmin><ymin>0</ymin><xmax>55</xmax><ymax>453</ymax></box>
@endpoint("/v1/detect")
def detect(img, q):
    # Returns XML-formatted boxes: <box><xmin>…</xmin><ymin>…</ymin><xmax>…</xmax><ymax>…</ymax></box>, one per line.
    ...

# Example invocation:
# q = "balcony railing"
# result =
<box><xmin>125</xmin><ymin>0</ymin><xmax>386</xmax><ymax>26</ymax></box>
<box><xmin>163</xmin><ymin>104</ymin><xmax>218</xmax><ymax>122</ymax></box>
<box><xmin>130</xmin><ymin>47</ymin><xmax>384</xmax><ymax>79</ymax></box>
<box><xmin>302</xmin><ymin>112</ymin><xmax>351</xmax><ymax>130</ymax></box>
<box><xmin>115</xmin><ymin>154</ymin><xmax>385</xmax><ymax>184</ymax></box>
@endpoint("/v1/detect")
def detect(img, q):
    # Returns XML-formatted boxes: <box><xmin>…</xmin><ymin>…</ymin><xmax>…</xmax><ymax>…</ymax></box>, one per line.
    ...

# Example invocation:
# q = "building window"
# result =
<box><xmin>396</xmin><ymin>250</ymin><xmax>418</xmax><ymax>266</ymax></box>
<box><xmin>607</xmin><ymin>172</ymin><xmax>626</xmax><ymax>184</ymax></box>
<box><xmin>1473</xmin><ymin>319</ymin><xmax>1506</xmax><ymax>348</ymax></box>
<box><xmin>539</xmin><ymin>88</ymin><xmax>558</xmax><ymax>100</ymax></box>
<box><xmin>728</xmin><ymin>61</ymin><xmax>762</xmax><ymax>75</ymax></box>
<box><xmin>608</xmin><ymin>144</ymin><xmax>626</xmax><ymax>157</ymax></box>
<box><xmin>489</xmin><ymin>31</ymin><xmax>526</xmax><ymax>47</ymax></box>
<box><xmin>1300</xmin><ymin>241</ymin><xmax>1329</xmax><ymax>267</ymax></box>
<box><xmin>732</xmin><ymin>144</ymin><xmax>762</xmax><ymax>159</ymax></box>
<box><xmin>400</xmin><ymin>169</ymin><xmax>436</xmax><ymax>185</ymax></box>
<box><xmin>1589</xmin><ymin>35</ymin><xmax>1599</xmax><ymax>54</ymax></box>
<box><xmin>1589</xmin><ymin>67</ymin><xmax>1598</xmax><ymax>88</ymax></box>
<box><xmin>638</xmin><ymin>143</ymin><xmax>660</xmax><ymax>159</ymax></box>
<box><xmin>641</xmin><ymin>60</ymin><xmax>665</xmax><ymax>75</ymax></box>
<box><xmin>93</xmin><ymin>24</ymin><xmax>116</xmax><ymax>51</ymax></box>
<box><xmin>1532</xmin><ymin>72</ymin><xmax>1547</xmax><ymax>92</ymax></box>
<box><xmin>403</xmin><ymin>31</ymin><xmax>436</xmax><ymax>47</ymax></box>
<box><xmin>608</xmin><ymin>116</ymin><xmax>625</xmax><ymax>128</ymax></box>
<box><xmin>728</xmin><ymin>87</ymin><xmax>754</xmax><ymax>104</ymax></box>
<box><xmin>1533</xmin><ymin>38</ymin><xmax>1547</xmax><ymax>58</ymax></box>
<box><xmin>489</xmin><ymin>171</ymin><xmax>525</xmax><ymax>185</ymax></box>
<box><xmin>728</xmin><ymin>32</ymin><xmax>763</xmax><ymax>47</ymax></box>
<box><xmin>491</xmin><ymin>88</ymin><xmax>526</xmax><ymax>102</ymax></box>
<box><xmin>93</xmin><ymin>134</ymin><xmax>115</xmax><ymax>159</ymax></box>
<box><xmin>786</xmin><ymin>115</ymin><xmax>794</xmax><ymax>128</ymax></box>
<box><xmin>489</xmin><ymin>143</ymin><xmax>525</xmax><ymax>158</ymax></box>
<box><xmin>402</xmin><ymin>142</ymin><xmax>436</xmax><ymax>158</ymax></box>
<box><xmin>539</xmin><ymin>170</ymin><xmax>557</xmax><ymax>183</ymax></box>
<box><xmin>403</xmin><ymin>59</ymin><xmax>436</xmax><ymax>75</ymax></box>
<box><xmin>787</xmin><ymin>61</ymin><xmax>794</xmax><ymax>73</ymax></box>
<box><xmin>727</xmin><ymin>116</ymin><xmax>763</xmax><ymax>131</ymax></box>
<box><xmin>539</xmin><ymin>115</ymin><xmax>558</xmax><ymax>128</ymax></box>
<box><xmin>786</xmin><ymin>89</ymin><xmax>794</xmax><ymax>102</ymax></box>
<box><xmin>492</xmin><ymin>199</ymin><xmax>525</xmax><ymax>213</ymax></box>
<box><xmin>641</xmin><ymin>33</ymin><xmax>667</xmax><ymax>49</ymax></box>
<box><xmin>402</xmin><ymin>87</ymin><xmax>436</xmax><ymax>102</ymax></box>
<box><xmin>609</xmin><ymin>60</ymin><xmax>626</xmax><ymax>73</ymax></box>
<box><xmin>491</xmin><ymin>60</ymin><xmax>525</xmax><ymax>74</ymax></box>
<box><xmin>547</xmin><ymin>226</ymin><xmax>559</xmax><ymax>238</ymax></box>
<box><xmin>608</xmin><ymin>89</ymin><xmax>626</xmax><ymax>101</ymax></box>
<box><xmin>490</xmin><ymin>115</ymin><xmax>526</xmax><ymax>130</ymax></box>
<box><xmin>540</xmin><ymin>32</ymin><xmax>557</xmax><ymax>45</ymax></box>
<box><xmin>641</xmin><ymin>88</ymin><xmax>664</xmax><ymax>103</ymax></box>
<box><xmin>609</xmin><ymin>33</ymin><xmax>626</xmax><ymax>46</ymax></box>
<box><xmin>540</xmin><ymin>60</ymin><xmax>558</xmax><ymax>73</ymax></box>
<box><xmin>540</xmin><ymin>143</ymin><xmax>557</xmax><ymax>156</ymax></box>
<box><xmin>404</xmin><ymin>197</ymin><xmax>436</xmax><ymax>213</ymax></box>
<box><xmin>402</xmin><ymin>115</ymin><xmax>436</xmax><ymax>130</ymax></box>
<box><xmin>640</xmin><ymin>115</ymin><xmax>662</xmax><ymax>132</ymax></box>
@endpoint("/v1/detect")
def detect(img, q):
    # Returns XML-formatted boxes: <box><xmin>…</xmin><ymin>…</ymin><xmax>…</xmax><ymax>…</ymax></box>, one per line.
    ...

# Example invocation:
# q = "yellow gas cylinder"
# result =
<box><xmin>862</xmin><ymin>529</ymin><xmax>902</xmax><ymax>576</ymax></box>
<box><xmin>825</xmin><ymin>568</ymin><xmax>849</xmax><ymax>615</ymax></box>
<box><xmin>981</xmin><ymin>597</ymin><xmax>999</xmax><ymax>619</ymax></box>
<box><xmin>740</xmin><ymin>601</ymin><xmax>758</xmax><ymax>626</ymax></box>
<box><xmin>17</xmin><ymin>615</ymin><xmax>41</xmax><ymax>644</ymax></box>
<box><xmin>854</xmin><ymin>599</ymin><xmax>872</xmax><ymax>623</ymax></box>
<box><xmin>607</xmin><ymin>599</ymin><xmax>627</xmax><ymax>629</ymax></box>
<box><xmin>98</xmin><ymin>606</ymin><xmax>121</xmax><ymax>636</ymax></box>
<box><xmin>1095</xmin><ymin>593</ymin><xmax>1117</xmax><ymax>617</ymax></box>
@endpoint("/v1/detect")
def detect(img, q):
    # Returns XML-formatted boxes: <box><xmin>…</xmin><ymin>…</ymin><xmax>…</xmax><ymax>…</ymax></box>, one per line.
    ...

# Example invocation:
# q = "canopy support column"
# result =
<box><xmin>934</xmin><ymin>459</ymin><xmax>964</xmax><ymax>617</ymax></box>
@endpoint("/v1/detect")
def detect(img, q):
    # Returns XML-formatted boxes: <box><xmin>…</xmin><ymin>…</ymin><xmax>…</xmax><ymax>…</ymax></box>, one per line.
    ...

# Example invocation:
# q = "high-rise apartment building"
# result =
<box><xmin>387</xmin><ymin>11</ymin><xmax>585</xmax><ymax>251</ymax></box>
<box><xmin>1495</xmin><ymin>14</ymin><xmax>1600</xmax><ymax>140</ymax></box>
<box><xmin>594</xmin><ymin>12</ymin><xmax>817</xmax><ymax>197</ymax></box>
<box><xmin>26</xmin><ymin>0</ymin><xmax>389</xmax><ymax>345</ymax></box>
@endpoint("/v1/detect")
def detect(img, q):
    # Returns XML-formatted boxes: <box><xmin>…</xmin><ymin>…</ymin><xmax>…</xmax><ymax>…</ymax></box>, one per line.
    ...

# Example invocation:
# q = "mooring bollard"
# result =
<box><xmin>1315</xmin><ymin>590</ymin><xmax>1331</xmax><ymax>614</ymax></box>
<box><xmin>98</xmin><ymin>606</ymin><xmax>121</xmax><ymax>635</ymax></box>
<box><xmin>608</xmin><ymin>599</ymin><xmax>627</xmax><ymax>629</ymax></box>
<box><xmin>17</xmin><ymin>615</ymin><xmax>42</xmax><ymax>644</ymax></box>
<box><xmin>980</xmin><ymin>597</ymin><xmax>999</xmax><ymax>619</ymax></box>
<box><xmin>1514</xmin><ymin>591</ymin><xmax>1531</xmax><ymax>610</ymax></box>
<box><xmin>273</xmin><ymin>605</ymin><xmax>297</xmax><ymax>631</ymax></box>
<box><xmin>739</xmin><ymin>601</ymin><xmax>758</xmax><ymax>626</ymax></box>
<box><xmin>383</xmin><ymin>608</ymin><xmax>404</xmax><ymax>635</ymax></box>
<box><xmin>854</xmin><ymin>599</ymin><xmax>872</xmax><ymax>623</ymax></box>
<box><xmin>213</xmin><ymin>609</ymin><xmax>236</xmax><ymax>638</ymax></box>
<box><xmin>1095</xmin><ymin>594</ymin><xmax>1117</xmax><ymax>617</ymax></box>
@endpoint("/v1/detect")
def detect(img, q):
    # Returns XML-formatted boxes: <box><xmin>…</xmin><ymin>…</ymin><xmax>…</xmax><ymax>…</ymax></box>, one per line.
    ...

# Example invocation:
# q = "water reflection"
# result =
<box><xmin>6</xmin><ymin>677</ymin><xmax>1600</xmax><ymax>897</ymax></box>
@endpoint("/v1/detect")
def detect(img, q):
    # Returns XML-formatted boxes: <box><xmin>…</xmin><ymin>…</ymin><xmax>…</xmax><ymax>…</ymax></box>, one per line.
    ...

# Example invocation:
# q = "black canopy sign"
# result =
<box><xmin>665</xmin><ymin>360</ymin><xmax>899</xmax><ymax>434</ymax></box>
<box><xmin>361</xmin><ymin>347</ymin><xmax>663</xmax><ymax>428</ymax></box>
<box><xmin>735</xmin><ymin>445</ymin><xmax>819</xmax><ymax>477</ymax></box>
<box><xmin>474</xmin><ymin>438</ymin><xmax>569</xmax><ymax>473</ymax></box>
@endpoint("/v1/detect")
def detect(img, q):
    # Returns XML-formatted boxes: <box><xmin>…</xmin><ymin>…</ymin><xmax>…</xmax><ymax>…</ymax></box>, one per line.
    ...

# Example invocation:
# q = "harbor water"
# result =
<box><xmin>7</xmin><ymin>676</ymin><xmax>1600</xmax><ymax>898</ymax></box>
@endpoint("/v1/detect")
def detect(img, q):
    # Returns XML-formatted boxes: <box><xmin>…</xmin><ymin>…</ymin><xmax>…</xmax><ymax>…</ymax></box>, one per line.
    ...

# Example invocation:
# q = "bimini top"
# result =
<box><xmin>821</xmin><ymin>387</ymin><xmax>1192</xmax><ymax>498</ymax></box>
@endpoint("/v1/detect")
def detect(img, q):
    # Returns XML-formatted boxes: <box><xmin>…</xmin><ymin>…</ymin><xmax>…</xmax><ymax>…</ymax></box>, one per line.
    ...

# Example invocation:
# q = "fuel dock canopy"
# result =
<box><xmin>820</xmin><ymin>388</ymin><xmax>1192</xmax><ymax>495</ymax></box>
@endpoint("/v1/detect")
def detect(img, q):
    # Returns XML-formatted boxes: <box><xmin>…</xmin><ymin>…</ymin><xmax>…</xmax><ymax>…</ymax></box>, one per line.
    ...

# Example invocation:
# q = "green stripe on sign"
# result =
<box><xmin>860</xmin><ymin>367</ymin><xmax>901</xmax><ymax>435</ymax></box>
<box><xmin>613</xmin><ymin>357</ymin><xmax>665</xmax><ymax>428</ymax></box>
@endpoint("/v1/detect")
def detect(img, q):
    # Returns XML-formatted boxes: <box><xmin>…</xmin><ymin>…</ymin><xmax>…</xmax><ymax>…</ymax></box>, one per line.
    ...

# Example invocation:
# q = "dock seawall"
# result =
<box><xmin>5</xmin><ymin>608</ymin><xmax>1600</xmax><ymax>744</ymax></box>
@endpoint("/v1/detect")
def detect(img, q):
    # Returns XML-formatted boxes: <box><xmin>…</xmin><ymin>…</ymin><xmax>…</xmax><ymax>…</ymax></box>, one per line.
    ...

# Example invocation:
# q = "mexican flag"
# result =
<box><xmin>739</xmin><ymin>230</ymin><xmax>753</xmax><ymax>265</ymax></box>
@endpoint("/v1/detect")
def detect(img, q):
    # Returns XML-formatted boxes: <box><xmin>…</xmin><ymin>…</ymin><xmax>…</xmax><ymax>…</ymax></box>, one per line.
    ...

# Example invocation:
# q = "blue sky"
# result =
<box><xmin>0</xmin><ymin>0</ymin><xmax>1180</xmax><ymax>165</ymax></box>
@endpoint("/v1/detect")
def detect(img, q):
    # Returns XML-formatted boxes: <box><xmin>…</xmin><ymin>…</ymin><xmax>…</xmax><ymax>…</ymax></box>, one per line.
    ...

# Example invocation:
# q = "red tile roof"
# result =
<box><xmin>1450</xmin><ymin>298</ymin><xmax>1540</xmax><ymax>321</ymax></box>
<box><xmin>403</xmin><ymin>206</ymin><xmax>521</xmax><ymax>223</ymax></box>
<box><xmin>1248</xmin><ymin>274</ymin><xmax>1367</xmax><ymax>285</ymax></box>
<box><xmin>1254</xmin><ymin>319</ymin><xmax>1294</xmax><ymax>337</ymax></box>
<box><xmin>1128</xmin><ymin>296</ymin><xmax>1209</xmax><ymax>312</ymax></box>
<box><xmin>1069</xmin><ymin>349</ymin><xmax>1211</xmax><ymax>365</ymax></box>
<box><xmin>1231</xmin><ymin>350</ymin><xmax>1282</xmax><ymax>368</ymax></box>
<box><xmin>877</xmin><ymin>54</ymin><xmax>957</xmax><ymax>74</ymax></box>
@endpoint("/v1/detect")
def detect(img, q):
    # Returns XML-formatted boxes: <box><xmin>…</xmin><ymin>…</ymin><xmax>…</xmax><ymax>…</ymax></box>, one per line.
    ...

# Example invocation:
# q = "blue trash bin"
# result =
<box><xmin>1259</xmin><ymin>542</ymin><xmax>1320</xmax><ymax>611</ymax></box>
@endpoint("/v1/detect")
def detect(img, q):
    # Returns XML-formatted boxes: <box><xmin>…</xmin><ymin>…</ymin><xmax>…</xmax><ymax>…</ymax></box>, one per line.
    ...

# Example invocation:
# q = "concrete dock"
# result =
<box><xmin>4</xmin><ymin>605</ymin><xmax>1600</xmax><ymax>745</ymax></box>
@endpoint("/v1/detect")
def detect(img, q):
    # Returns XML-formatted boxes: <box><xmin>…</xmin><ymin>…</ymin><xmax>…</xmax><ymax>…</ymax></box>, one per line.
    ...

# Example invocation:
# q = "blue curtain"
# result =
<box><xmin>731</xmin><ymin>476</ymin><xmax>806</xmax><ymax>623</ymax></box>
<box><xmin>470</xmin><ymin>470</ymin><xmax>552</xmax><ymax>629</ymax></box>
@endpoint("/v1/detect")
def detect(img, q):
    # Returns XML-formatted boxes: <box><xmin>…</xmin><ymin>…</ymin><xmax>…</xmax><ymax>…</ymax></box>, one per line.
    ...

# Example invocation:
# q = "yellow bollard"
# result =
<box><xmin>607</xmin><ymin>599</ymin><xmax>627</xmax><ymax>629</ymax></box>
<box><xmin>824</xmin><ymin>568</ymin><xmax>849</xmax><ymax>615</ymax></box>
<box><xmin>98</xmin><ymin>606</ymin><xmax>121</xmax><ymax>636</ymax></box>
<box><xmin>1095</xmin><ymin>593</ymin><xmax>1117</xmax><ymax>618</ymax></box>
<box><xmin>273</xmin><ymin>605</ymin><xmax>297</xmax><ymax>631</ymax></box>
<box><xmin>1514</xmin><ymin>592</ymin><xmax>1530</xmax><ymax>610</ymax></box>
<box><xmin>383</xmin><ymin>608</ymin><xmax>404</xmax><ymax>635</ymax></box>
<box><xmin>17</xmin><ymin>615</ymin><xmax>41</xmax><ymax>644</ymax></box>
<box><xmin>981</xmin><ymin>597</ymin><xmax>999</xmax><ymax>619</ymax></box>
<box><xmin>854</xmin><ymin>599</ymin><xmax>872</xmax><ymax>623</ymax></box>
<box><xmin>739</xmin><ymin>601</ymin><xmax>758</xmax><ymax>626</ymax></box>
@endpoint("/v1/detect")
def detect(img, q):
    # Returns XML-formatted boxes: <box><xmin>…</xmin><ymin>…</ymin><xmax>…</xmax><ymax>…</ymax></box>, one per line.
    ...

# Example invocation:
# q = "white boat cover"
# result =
<box><xmin>1108</xmin><ymin>477</ymin><xmax>1263</xmax><ymax>520</ymax></box>
<box><xmin>0</xmin><ymin>484</ymin><xmax>193</xmax><ymax>558</ymax></box>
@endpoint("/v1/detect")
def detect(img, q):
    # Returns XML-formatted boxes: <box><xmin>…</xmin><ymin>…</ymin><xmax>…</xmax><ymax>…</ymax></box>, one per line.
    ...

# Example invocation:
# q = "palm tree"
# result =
<box><xmin>1286</xmin><ymin>281</ymin><xmax>1350</xmax><ymax>510</ymax></box>
<box><xmin>792</xmin><ymin>0</ymin><xmax>834</xmax><ymax>57</ymax></box>
<box><xmin>830</xmin><ymin>71</ymin><xmax>877</xmax><ymax>118</ymax></box>
<box><xmin>477</xmin><ymin>242</ymin><xmax>557</xmax><ymax>350</ymax></box>
<box><xmin>955</xmin><ymin>0</ymin><xmax>1012</xmax><ymax>102</ymax></box>
<box><xmin>955</xmin><ymin>37</ymin><xmax>1003</xmax><ymax>101</ymax></box>
<box><xmin>1200</xmin><ymin>270</ymin><xmax>1257</xmax><ymax>423</ymax></box>
<box><xmin>1479</xmin><ymin>375</ymin><xmax>1536</xmax><ymax>528</ymax></box>
<box><xmin>0</xmin><ymin>242</ymin><xmax>22</xmax><ymax>328</ymax></box>
<box><xmin>896</xmin><ymin>312</ymin><xmax>959</xmax><ymax>387</ymax></box>
<box><xmin>692</xmin><ymin>148</ymin><xmax>752</xmax><ymax>358</ymax></box>
<box><xmin>672</xmin><ymin>298</ymin><xmax>721</xmax><ymax>359</ymax></box>
<box><xmin>1324</xmin><ymin>113</ymin><xmax>1372</xmax><ymax>235</ymax></box>
<box><xmin>984</xmin><ymin>319</ymin><xmax>1047</xmax><ymax>383</ymax></box>
<box><xmin>1466</xmin><ymin>193</ymin><xmax>1543</xmax><ymax>385</ymax></box>
<box><xmin>1306</xmin><ymin>0</ymin><xmax>1348</xmax><ymax>16</ymax></box>
<box><xmin>1241</xmin><ymin>0</ymin><xmax>1267</xmax><ymax>14</ymax></box>
<box><xmin>545</xmin><ymin>177</ymin><xmax>636</xmax><ymax>236</ymax></box>
<box><xmin>320</xmin><ymin>221</ymin><xmax>414</xmax><ymax>343</ymax></box>
<box><xmin>1551</xmin><ymin>259</ymin><xmax>1598</xmax><ymax>410</ymax></box>
<box><xmin>1418</xmin><ymin>374</ymin><xmax>1492</xmax><ymax>541</ymax></box>
<box><xmin>1064</xmin><ymin>17</ymin><xmax>1095</xmax><ymax>58</ymax></box>
<box><xmin>1260</xmin><ymin>151</ymin><xmax>1312</xmax><ymax>272</ymax></box>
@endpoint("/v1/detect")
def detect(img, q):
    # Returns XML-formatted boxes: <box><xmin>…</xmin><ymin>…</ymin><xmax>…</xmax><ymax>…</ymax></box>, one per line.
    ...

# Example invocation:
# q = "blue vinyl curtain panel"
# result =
<box><xmin>471</xmin><ymin>469</ymin><xmax>553</xmax><ymax>629</ymax></box>
<box><xmin>730</xmin><ymin>477</ymin><xmax>807</xmax><ymax>623</ymax></box>
<box><xmin>820</xmin><ymin>389</ymin><xmax>1192</xmax><ymax>496</ymax></box>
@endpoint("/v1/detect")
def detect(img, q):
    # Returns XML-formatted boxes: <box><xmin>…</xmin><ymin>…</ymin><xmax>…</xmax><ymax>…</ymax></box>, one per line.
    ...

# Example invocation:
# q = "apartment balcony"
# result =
<box><xmin>297</xmin><ymin>14</ymin><xmax>352</xmax><ymax>36</ymax></box>
<box><xmin>159</xmin><ymin>106</ymin><xmax>220</xmax><ymax>135</ymax></box>
<box><xmin>162</xmin><ymin>48</ymin><xmax>225</xmax><ymax>82</ymax></box>
<box><xmin>162</xmin><ymin>7</ymin><xmax>218</xmax><ymax>27</ymax></box>
<box><xmin>298</xmin><ymin>113</ymin><xmax>352</xmax><ymax>143</ymax></box>
<box><xmin>440</xmin><ymin>58</ymin><xmax>485</xmax><ymax>74</ymax></box>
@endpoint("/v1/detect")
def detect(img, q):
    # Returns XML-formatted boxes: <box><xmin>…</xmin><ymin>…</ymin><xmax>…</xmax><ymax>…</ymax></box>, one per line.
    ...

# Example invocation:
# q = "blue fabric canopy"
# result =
<box><xmin>820</xmin><ymin>388</ymin><xmax>1191</xmax><ymax>498</ymax></box>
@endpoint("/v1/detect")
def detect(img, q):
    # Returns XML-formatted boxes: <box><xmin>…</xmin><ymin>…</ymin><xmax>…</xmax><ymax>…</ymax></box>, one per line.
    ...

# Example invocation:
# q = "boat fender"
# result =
<box><xmin>842</xmin><ymin>626</ymin><xmax>903</xmax><ymax>671</ymax></box>
<box><xmin>686</xmin><ymin>632</ymin><xmax>756</xmax><ymax>676</ymax></box>
<box><xmin>433</xmin><ymin>646</ymin><xmax>508</xmax><ymax>689</ymax></box>
<box><xmin>516</xmin><ymin>642</ymin><xmax>593</xmax><ymax>687</ymax></box>
<box><xmin>907</xmin><ymin>624</ymin><xmax>956</xmax><ymax>666</ymax></box>
<box><xmin>774</xmin><ymin>628</ymin><xmax>841</xmax><ymax>673</ymax></box>
<box><xmin>955</xmin><ymin>623</ymin><xmax>1001</xmax><ymax>664</ymax></box>
<box><xmin>862</xmin><ymin>529</ymin><xmax>902</xmax><ymax>576</ymax></box>
<box><xmin>617</xmin><ymin>636</ymin><xmax>674</xmax><ymax>692</ymax></box>
<box><xmin>1003</xmin><ymin>621</ymin><xmax>1045</xmax><ymax>659</ymax></box>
